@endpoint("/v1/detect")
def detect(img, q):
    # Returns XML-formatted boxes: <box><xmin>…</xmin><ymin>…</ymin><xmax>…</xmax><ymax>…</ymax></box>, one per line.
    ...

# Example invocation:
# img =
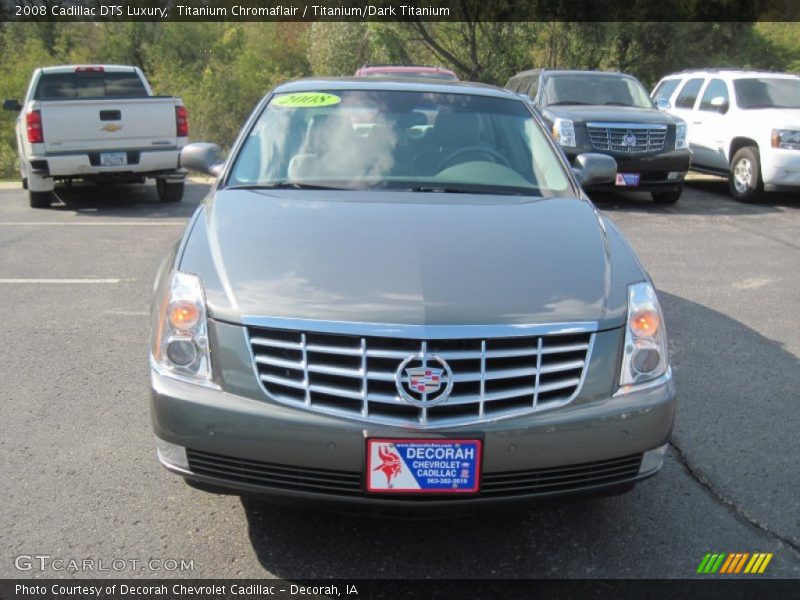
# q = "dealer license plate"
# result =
<box><xmin>100</xmin><ymin>152</ymin><xmax>127</xmax><ymax>167</ymax></box>
<box><xmin>366</xmin><ymin>439</ymin><xmax>481</xmax><ymax>494</ymax></box>
<box><xmin>615</xmin><ymin>172</ymin><xmax>640</xmax><ymax>186</ymax></box>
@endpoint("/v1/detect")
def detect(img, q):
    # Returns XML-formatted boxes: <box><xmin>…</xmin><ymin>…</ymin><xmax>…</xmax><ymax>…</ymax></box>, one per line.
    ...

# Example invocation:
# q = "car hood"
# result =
<box><xmin>181</xmin><ymin>189</ymin><xmax>646</xmax><ymax>328</ymax></box>
<box><xmin>543</xmin><ymin>105</ymin><xmax>679</xmax><ymax>125</ymax></box>
<box><xmin>738</xmin><ymin>107</ymin><xmax>800</xmax><ymax>128</ymax></box>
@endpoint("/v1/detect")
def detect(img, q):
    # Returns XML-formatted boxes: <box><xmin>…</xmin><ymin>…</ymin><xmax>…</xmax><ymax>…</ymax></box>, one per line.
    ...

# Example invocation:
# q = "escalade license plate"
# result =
<box><xmin>100</xmin><ymin>152</ymin><xmax>127</xmax><ymax>167</ymax></box>
<box><xmin>367</xmin><ymin>439</ymin><xmax>481</xmax><ymax>493</ymax></box>
<box><xmin>615</xmin><ymin>172</ymin><xmax>640</xmax><ymax>186</ymax></box>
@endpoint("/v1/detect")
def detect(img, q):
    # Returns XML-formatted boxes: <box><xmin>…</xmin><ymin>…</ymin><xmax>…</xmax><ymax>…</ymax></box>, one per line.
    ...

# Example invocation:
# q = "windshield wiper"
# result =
<box><xmin>226</xmin><ymin>181</ymin><xmax>353</xmax><ymax>191</ymax></box>
<box><xmin>547</xmin><ymin>101</ymin><xmax>590</xmax><ymax>106</ymax></box>
<box><xmin>603</xmin><ymin>101</ymin><xmax>635</xmax><ymax>106</ymax></box>
<box><xmin>408</xmin><ymin>185</ymin><xmax>533</xmax><ymax>196</ymax></box>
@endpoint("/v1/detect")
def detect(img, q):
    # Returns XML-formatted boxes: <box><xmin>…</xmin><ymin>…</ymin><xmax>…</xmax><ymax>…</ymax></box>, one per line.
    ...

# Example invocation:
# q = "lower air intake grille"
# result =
<box><xmin>186</xmin><ymin>450</ymin><xmax>643</xmax><ymax>499</ymax></box>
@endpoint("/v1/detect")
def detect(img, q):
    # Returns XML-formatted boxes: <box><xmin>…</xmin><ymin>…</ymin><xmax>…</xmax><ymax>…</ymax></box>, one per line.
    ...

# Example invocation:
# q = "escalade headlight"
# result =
<box><xmin>620</xmin><ymin>282</ymin><xmax>668</xmax><ymax>387</ymax></box>
<box><xmin>552</xmin><ymin>118</ymin><xmax>576</xmax><ymax>147</ymax></box>
<box><xmin>675</xmin><ymin>122</ymin><xmax>688</xmax><ymax>150</ymax></box>
<box><xmin>771</xmin><ymin>129</ymin><xmax>800</xmax><ymax>150</ymax></box>
<box><xmin>152</xmin><ymin>271</ymin><xmax>214</xmax><ymax>386</ymax></box>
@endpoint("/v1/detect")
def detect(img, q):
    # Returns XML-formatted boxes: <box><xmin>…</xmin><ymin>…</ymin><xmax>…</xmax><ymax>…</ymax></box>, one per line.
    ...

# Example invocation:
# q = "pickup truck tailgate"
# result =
<box><xmin>40</xmin><ymin>98</ymin><xmax>179</xmax><ymax>153</ymax></box>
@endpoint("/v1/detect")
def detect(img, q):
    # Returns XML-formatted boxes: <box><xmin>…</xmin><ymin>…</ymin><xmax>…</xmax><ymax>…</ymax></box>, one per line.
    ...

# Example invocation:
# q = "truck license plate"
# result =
<box><xmin>366</xmin><ymin>439</ymin><xmax>481</xmax><ymax>494</ymax></box>
<box><xmin>615</xmin><ymin>172</ymin><xmax>640</xmax><ymax>186</ymax></box>
<box><xmin>100</xmin><ymin>152</ymin><xmax>127</xmax><ymax>167</ymax></box>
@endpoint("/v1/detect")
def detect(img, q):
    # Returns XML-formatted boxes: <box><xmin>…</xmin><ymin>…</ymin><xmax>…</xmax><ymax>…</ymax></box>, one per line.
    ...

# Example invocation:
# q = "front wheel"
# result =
<box><xmin>156</xmin><ymin>179</ymin><xmax>184</xmax><ymax>203</ymax></box>
<box><xmin>29</xmin><ymin>190</ymin><xmax>52</xmax><ymax>209</ymax></box>
<box><xmin>729</xmin><ymin>146</ymin><xmax>764</xmax><ymax>203</ymax></box>
<box><xmin>651</xmin><ymin>186</ymin><xmax>683</xmax><ymax>205</ymax></box>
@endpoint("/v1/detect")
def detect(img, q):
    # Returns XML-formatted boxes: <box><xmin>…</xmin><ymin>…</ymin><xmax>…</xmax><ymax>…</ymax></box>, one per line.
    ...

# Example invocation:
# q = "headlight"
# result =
<box><xmin>675</xmin><ymin>122</ymin><xmax>688</xmax><ymax>150</ymax></box>
<box><xmin>619</xmin><ymin>282</ymin><xmax>668</xmax><ymax>387</ymax></box>
<box><xmin>771</xmin><ymin>129</ymin><xmax>800</xmax><ymax>150</ymax></box>
<box><xmin>152</xmin><ymin>271</ymin><xmax>214</xmax><ymax>386</ymax></box>
<box><xmin>552</xmin><ymin>118</ymin><xmax>576</xmax><ymax>147</ymax></box>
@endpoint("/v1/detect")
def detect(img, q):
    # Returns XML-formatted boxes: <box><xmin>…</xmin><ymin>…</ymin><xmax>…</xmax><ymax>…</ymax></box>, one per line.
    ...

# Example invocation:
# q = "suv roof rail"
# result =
<box><xmin>357</xmin><ymin>64</ymin><xmax>449</xmax><ymax>70</ymax></box>
<box><xmin>676</xmin><ymin>67</ymin><xmax>789</xmax><ymax>74</ymax></box>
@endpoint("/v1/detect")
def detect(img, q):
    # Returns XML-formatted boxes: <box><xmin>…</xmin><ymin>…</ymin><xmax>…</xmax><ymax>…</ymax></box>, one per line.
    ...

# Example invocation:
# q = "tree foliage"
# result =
<box><xmin>1</xmin><ymin>21</ymin><xmax>798</xmax><ymax>177</ymax></box>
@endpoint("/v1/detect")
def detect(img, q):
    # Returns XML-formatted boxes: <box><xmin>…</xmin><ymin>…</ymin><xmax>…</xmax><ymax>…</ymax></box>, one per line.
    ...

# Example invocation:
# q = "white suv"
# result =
<box><xmin>652</xmin><ymin>69</ymin><xmax>800</xmax><ymax>202</ymax></box>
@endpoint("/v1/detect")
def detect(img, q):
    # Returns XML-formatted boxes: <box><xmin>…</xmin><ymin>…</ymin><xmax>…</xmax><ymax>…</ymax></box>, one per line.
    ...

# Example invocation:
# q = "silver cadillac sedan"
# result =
<box><xmin>150</xmin><ymin>78</ymin><xmax>675</xmax><ymax>505</ymax></box>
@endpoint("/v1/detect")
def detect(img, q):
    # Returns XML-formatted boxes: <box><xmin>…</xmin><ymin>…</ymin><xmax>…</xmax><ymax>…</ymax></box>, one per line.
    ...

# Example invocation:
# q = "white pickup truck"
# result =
<box><xmin>3</xmin><ymin>65</ymin><xmax>188</xmax><ymax>208</ymax></box>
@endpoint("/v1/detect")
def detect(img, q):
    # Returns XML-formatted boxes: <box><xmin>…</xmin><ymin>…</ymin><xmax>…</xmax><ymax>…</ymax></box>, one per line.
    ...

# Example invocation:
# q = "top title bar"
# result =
<box><xmin>2</xmin><ymin>0</ymin><xmax>799</xmax><ymax>22</ymax></box>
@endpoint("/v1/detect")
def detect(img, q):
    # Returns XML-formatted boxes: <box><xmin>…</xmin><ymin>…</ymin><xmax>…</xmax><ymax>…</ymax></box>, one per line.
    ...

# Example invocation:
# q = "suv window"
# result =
<box><xmin>506</xmin><ymin>76</ymin><xmax>522</xmax><ymax>92</ymax></box>
<box><xmin>699</xmin><ymin>79</ymin><xmax>729</xmax><ymax>111</ymax></box>
<box><xmin>524</xmin><ymin>75</ymin><xmax>539</xmax><ymax>99</ymax></box>
<box><xmin>733</xmin><ymin>77</ymin><xmax>800</xmax><ymax>109</ymax></box>
<box><xmin>652</xmin><ymin>79</ymin><xmax>681</xmax><ymax>103</ymax></box>
<box><xmin>674</xmin><ymin>78</ymin><xmax>704</xmax><ymax>109</ymax></box>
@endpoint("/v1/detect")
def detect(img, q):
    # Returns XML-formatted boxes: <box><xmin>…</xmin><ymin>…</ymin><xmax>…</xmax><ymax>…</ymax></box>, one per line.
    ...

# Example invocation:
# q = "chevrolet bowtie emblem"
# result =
<box><xmin>100</xmin><ymin>123</ymin><xmax>122</xmax><ymax>133</ymax></box>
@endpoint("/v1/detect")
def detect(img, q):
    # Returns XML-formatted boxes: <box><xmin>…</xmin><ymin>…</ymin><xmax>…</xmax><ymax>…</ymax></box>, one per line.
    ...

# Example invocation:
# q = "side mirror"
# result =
<box><xmin>180</xmin><ymin>143</ymin><xmax>225</xmax><ymax>177</ymax></box>
<box><xmin>656</xmin><ymin>98</ymin><xmax>670</xmax><ymax>111</ymax></box>
<box><xmin>573</xmin><ymin>153</ymin><xmax>617</xmax><ymax>187</ymax></box>
<box><xmin>3</xmin><ymin>99</ymin><xmax>22</xmax><ymax>112</ymax></box>
<box><xmin>710</xmin><ymin>96</ymin><xmax>729</xmax><ymax>113</ymax></box>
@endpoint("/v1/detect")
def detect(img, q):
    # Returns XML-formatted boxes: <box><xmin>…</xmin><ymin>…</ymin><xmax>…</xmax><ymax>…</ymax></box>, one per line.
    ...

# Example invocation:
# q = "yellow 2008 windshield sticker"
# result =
<box><xmin>272</xmin><ymin>92</ymin><xmax>341</xmax><ymax>108</ymax></box>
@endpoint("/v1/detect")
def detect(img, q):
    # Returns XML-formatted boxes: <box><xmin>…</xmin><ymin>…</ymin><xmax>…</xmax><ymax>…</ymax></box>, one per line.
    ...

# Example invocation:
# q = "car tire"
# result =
<box><xmin>156</xmin><ymin>179</ymin><xmax>184</xmax><ymax>203</ymax></box>
<box><xmin>729</xmin><ymin>146</ymin><xmax>764</xmax><ymax>203</ymax></box>
<box><xmin>29</xmin><ymin>190</ymin><xmax>52</xmax><ymax>209</ymax></box>
<box><xmin>651</xmin><ymin>186</ymin><xmax>682</xmax><ymax>205</ymax></box>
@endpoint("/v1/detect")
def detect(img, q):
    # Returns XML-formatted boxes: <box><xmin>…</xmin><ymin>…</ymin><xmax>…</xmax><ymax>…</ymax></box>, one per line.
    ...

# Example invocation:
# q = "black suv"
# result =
<box><xmin>507</xmin><ymin>69</ymin><xmax>692</xmax><ymax>203</ymax></box>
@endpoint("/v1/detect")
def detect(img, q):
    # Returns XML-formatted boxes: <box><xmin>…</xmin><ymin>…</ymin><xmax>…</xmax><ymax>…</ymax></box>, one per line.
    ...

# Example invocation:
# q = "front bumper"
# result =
<box><xmin>151</xmin><ymin>356</ymin><xmax>676</xmax><ymax>506</ymax></box>
<box><xmin>567</xmin><ymin>148</ymin><xmax>692</xmax><ymax>192</ymax></box>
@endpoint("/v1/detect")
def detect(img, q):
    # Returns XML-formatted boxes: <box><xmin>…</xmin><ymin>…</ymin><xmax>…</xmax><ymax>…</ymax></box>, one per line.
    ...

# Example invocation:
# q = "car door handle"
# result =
<box><xmin>691</xmin><ymin>121</ymin><xmax>702</xmax><ymax>125</ymax></box>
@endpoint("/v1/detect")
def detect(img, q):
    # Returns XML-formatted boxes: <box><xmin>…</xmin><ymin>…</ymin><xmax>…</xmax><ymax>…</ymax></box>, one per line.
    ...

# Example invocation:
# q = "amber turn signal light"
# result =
<box><xmin>168</xmin><ymin>301</ymin><xmax>200</xmax><ymax>331</ymax></box>
<box><xmin>630</xmin><ymin>309</ymin><xmax>660</xmax><ymax>337</ymax></box>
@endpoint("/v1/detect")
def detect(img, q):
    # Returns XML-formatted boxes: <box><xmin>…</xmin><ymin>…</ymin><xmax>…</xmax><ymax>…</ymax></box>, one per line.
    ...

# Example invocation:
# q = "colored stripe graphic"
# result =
<box><xmin>734</xmin><ymin>553</ymin><xmax>750</xmax><ymax>573</ymax></box>
<box><xmin>700</xmin><ymin>552</ymin><xmax>774</xmax><ymax>575</ymax></box>
<box><xmin>720</xmin><ymin>553</ymin><xmax>736</xmax><ymax>573</ymax></box>
<box><xmin>696</xmin><ymin>554</ymin><xmax>712</xmax><ymax>574</ymax></box>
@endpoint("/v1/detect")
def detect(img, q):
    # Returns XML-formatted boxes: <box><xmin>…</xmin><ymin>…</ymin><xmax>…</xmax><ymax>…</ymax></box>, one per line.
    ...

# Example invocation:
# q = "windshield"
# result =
<box><xmin>734</xmin><ymin>78</ymin><xmax>800</xmax><ymax>109</ymax></box>
<box><xmin>227</xmin><ymin>90</ymin><xmax>572</xmax><ymax>197</ymax></box>
<box><xmin>542</xmin><ymin>74</ymin><xmax>654</xmax><ymax>108</ymax></box>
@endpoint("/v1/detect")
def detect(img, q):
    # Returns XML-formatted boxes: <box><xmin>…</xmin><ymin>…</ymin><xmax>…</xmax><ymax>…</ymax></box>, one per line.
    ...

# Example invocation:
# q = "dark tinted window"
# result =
<box><xmin>34</xmin><ymin>72</ymin><xmax>148</xmax><ymax>100</ymax></box>
<box><xmin>674</xmin><ymin>78</ymin><xmax>704</xmax><ymax>109</ymax></box>
<box><xmin>541</xmin><ymin>73</ymin><xmax>653</xmax><ymax>108</ymax></box>
<box><xmin>734</xmin><ymin>77</ymin><xmax>800</xmax><ymax>109</ymax></box>
<box><xmin>699</xmin><ymin>79</ymin><xmax>729</xmax><ymax>111</ymax></box>
<box><xmin>652</xmin><ymin>79</ymin><xmax>681</xmax><ymax>102</ymax></box>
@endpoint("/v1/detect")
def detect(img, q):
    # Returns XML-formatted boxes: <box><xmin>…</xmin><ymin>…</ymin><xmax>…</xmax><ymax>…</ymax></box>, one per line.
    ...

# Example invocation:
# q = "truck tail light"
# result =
<box><xmin>26</xmin><ymin>110</ymin><xmax>44</xmax><ymax>143</ymax></box>
<box><xmin>75</xmin><ymin>66</ymin><xmax>104</xmax><ymax>72</ymax></box>
<box><xmin>176</xmin><ymin>106</ymin><xmax>189</xmax><ymax>137</ymax></box>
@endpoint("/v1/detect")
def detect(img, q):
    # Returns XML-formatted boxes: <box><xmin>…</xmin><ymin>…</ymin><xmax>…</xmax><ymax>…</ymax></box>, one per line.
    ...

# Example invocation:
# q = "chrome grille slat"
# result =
<box><xmin>586</xmin><ymin>122</ymin><xmax>667</xmax><ymax>153</ymax></box>
<box><xmin>248</xmin><ymin>326</ymin><xmax>594</xmax><ymax>428</ymax></box>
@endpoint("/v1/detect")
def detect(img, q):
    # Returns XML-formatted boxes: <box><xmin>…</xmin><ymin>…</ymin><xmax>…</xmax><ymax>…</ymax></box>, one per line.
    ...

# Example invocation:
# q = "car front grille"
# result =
<box><xmin>246</xmin><ymin>325</ymin><xmax>594</xmax><ymax>427</ymax></box>
<box><xmin>587</xmin><ymin>122</ymin><xmax>667</xmax><ymax>153</ymax></box>
<box><xmin>186</xmin><ymin>449</ymin><xmax>642</xmax><ymax>499</ymax></box>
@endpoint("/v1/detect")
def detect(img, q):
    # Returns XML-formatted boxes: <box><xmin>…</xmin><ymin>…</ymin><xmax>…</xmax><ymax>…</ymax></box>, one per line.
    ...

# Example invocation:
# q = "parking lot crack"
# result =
<box><xmin>669</xmin><ymin>439</ymin><xmax>800</xmax><ymax>554</ymax></box>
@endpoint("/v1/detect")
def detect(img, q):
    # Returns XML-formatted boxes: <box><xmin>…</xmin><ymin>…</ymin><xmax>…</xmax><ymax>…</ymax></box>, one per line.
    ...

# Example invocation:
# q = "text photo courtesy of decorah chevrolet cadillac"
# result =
<box><xmin>151</xmin><ymin>78</ymin><xmax>675</xmax><ymax>505</ymax></box>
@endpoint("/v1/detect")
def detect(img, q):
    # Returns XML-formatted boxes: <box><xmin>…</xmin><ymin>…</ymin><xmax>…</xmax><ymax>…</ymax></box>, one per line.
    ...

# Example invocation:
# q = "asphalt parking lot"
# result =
<box><xmin>1</xmin><ymin>177</ymin><xmax>798</xmax><ymax>579</ymax></box>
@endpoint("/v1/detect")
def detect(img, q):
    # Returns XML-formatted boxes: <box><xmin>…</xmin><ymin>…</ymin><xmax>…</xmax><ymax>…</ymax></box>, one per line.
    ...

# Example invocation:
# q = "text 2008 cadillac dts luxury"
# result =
<box><xmin>149</xmin><ymin>78</ymin><xmax>675</xmax><ymax>506</ymax></box>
